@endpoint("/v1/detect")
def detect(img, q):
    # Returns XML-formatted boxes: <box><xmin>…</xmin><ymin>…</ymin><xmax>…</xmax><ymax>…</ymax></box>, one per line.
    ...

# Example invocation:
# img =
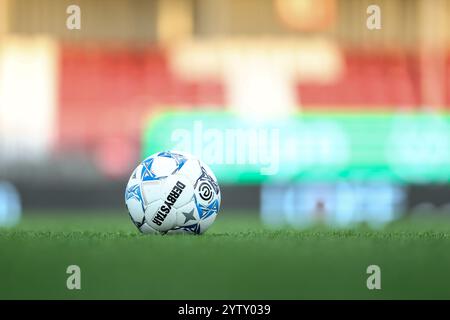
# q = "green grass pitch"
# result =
<box><xmin>1</xmin><ymin>210</ymin><xmax>450</xmax><ymax>299</ymax></box>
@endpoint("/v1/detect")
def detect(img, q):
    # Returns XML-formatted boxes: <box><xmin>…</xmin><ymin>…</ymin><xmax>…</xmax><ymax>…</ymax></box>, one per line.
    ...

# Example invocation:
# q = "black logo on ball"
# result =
<box><xmin>198</xmin><ymin>182</ymin><xmax>213</xmax><ymax>201</ymax></box>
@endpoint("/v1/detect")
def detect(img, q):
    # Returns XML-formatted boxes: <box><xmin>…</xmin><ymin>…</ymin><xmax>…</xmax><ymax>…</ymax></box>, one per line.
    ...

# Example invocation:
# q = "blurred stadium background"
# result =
<box><xmin>1</xmin><ymin>0</ymin><xmax>450</xmax><ymax>227</ymax></box>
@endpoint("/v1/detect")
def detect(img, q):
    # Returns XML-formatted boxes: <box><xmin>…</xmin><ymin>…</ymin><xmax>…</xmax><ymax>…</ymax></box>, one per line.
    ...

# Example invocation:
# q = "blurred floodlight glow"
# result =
<box><xmin>0</xmin><ymin>36</ymin><xmax>58</xmax><ymax>163</ymax></box>
<box><xmin>0</xmin><ymin>181</ymin><xmax>22</xmax><ymax>227</ymax></box>
<box><xmin>156</xmin><ymin>0</ymin><xmax>193</xmax><ymax>43</ymax></box>
<box><xmin>274</xmin><ymin>0</ymin><xmax>336</xmax><ymax>31</ymax></box>
<box><xmin>169</xmin><ymin>38</ymin><xmax>343</xmax><ymax>119</ymax></box>
<box><xmin>224</xmin><ymin>52</ymin><xmax>296</xmax><ymax>119</ymax></box>
<box><xmin>170</xmin><ymin>38</ymin><xmax>343</xmax><ymax>82</ymax></box>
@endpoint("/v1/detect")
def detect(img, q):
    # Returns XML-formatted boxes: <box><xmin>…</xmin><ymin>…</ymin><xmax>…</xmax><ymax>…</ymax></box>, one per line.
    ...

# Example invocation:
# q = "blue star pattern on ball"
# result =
<box><xmin>195</xmin><ymin>196</ymin><xmax>220</xmax><ymax>220</ymax></box>
<box><xmin>141</xmin><ymin>157</ymin><xmax>161</xmax><ymax>181</ymax></box>
<box><xmin>125</xmin><ymin>184</ymin><xmax>145</xmax><ymax>211</ymax></box>
<box><xmin>141</xmin><ymin>152</ymin><xmax>187</xmax><ymax>181</ymax></box>
<box><xmin>157</xmin><ymin>151</ymin><xmax>187</xmax><ymax>172</ymax></box>
<box><xmin>177</xmin><ymin>196</ymin><xmax>219</xmax><ymax>235</ymax></box>
<box><xmin>179</xmin><ymin>223</ymin><xmax>201</xmax><ymax>234</ymax></box>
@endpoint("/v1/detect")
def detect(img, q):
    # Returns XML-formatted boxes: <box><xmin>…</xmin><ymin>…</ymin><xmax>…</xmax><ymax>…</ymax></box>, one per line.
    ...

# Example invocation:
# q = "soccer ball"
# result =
<box><xmin>125</xmin><ymin>151</ymin><xmax>221</xmax><ymax>234</ymax></box>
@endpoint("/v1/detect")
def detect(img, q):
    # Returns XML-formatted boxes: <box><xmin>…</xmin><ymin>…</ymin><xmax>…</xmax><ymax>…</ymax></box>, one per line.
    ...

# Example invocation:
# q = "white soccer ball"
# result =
<box><xmin>125</xmin><ymin>151</ymin><xmax>221</xmax><ymax>234</ymax></box>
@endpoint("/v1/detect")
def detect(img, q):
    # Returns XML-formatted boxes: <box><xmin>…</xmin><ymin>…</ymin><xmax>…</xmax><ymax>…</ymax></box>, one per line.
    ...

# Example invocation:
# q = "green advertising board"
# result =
<box><xmin>143</xmin><ymin>111</ymin><xmax>450</xmax><ymax>184</ymax></box>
